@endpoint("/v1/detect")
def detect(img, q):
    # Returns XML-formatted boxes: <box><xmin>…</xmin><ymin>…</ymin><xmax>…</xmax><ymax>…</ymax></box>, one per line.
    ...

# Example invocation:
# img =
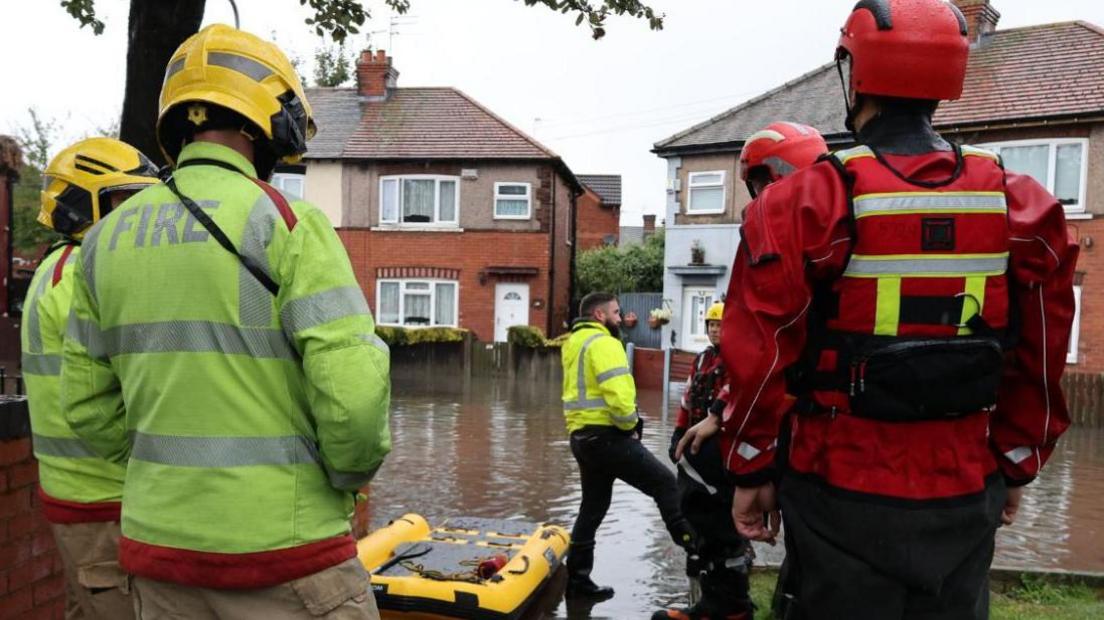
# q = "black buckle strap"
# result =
<box><xmin>164</xmin><ymin>175</ymin><xmax>280</xmax><ymax>296</ymax></box>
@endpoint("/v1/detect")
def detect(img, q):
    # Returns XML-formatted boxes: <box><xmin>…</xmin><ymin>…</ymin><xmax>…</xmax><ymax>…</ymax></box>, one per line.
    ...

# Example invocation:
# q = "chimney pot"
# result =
<box><xmin>643</xmin><ymin>214</ymin><xmax>656</xmax><ymax>233</ymax></box>
<box><xmin>356</xmin><ymin>49</ymin><xmax>399</xmax><ymax>99</ymax></box>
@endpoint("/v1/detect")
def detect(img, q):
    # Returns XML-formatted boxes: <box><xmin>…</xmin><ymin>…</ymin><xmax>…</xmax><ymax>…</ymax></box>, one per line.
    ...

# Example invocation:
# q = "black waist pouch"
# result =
<box><xmin>850</xmin><ymin>338</ymin><xmax>1004</xmax><ymax>422</ymax></box>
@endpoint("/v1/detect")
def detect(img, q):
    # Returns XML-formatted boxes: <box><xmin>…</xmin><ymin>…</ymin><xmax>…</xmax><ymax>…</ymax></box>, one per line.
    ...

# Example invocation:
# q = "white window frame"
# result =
<box><xmin>687</xmin><ymin>170</ymin><xmax>726</xmax><ymax>214</ymax></box>
<box><xmin>376</xmin><ymin>279</ymin><xmax>459</xmax><ymax>328</ymax></box>
<box><xmin>493</xmin><ymin>182</ymin><xmax>532</xmax><ymax>220</ymax></box>
<box><xmin>270</xmin><ymin>172</ymin><xmax>306</xmax><ymax>200</ymax></box>
<box><xmin>1068</xmin><ymin>285</ymin><xmax>1082</xmax><ymax>364</ymax></box>
<box><xmin>379</xmin><ymin>175</ymin><xmax>461</xmax><ymax>227</ymax></box>
<box><xmin>979</xmin><ymin>138</ymin><xmax>1089</xmax><ymax>215</ymax></box>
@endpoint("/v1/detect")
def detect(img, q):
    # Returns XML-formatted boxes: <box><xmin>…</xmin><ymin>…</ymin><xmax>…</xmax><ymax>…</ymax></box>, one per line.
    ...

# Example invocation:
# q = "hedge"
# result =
<box><xmin>375</xmin><ymin>326</ymin><xmax>469</xmax><ymax>347</ymax></box>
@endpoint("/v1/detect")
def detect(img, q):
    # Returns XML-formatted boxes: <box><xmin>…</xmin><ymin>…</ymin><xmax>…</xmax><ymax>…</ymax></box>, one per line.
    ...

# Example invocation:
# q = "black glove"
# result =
<box><xmin>669</xmin><ymin>427</ymin><xmax>686</xmax><ymax>463</ymax></box>
<box><xmin>632</xmin><ymin>416</ymin><xmax>644</xmax><ymax>440</ymax></box>
<box><xmin>708</xmin><ymin>398</ymin><xmax>727</xmax><ymax>417</ymax></box>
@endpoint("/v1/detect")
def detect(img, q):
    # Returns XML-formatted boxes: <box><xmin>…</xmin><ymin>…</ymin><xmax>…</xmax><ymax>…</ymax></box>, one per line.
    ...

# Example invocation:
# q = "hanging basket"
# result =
<box><xmin>623</xmin><ymin>311</ymin><xmax>639</xmax><ymax>328</ymax></box>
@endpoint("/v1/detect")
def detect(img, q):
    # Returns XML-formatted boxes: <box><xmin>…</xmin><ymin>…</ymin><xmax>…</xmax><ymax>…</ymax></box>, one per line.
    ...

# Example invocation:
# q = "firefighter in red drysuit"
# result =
<box><xmin>676</xmin><ymin>1</ymin><xmax>1078</xmax><ymax>618</ymax></box>
<box><xmin>656</xmin><ymin>124</ymin><xmax>827</xmax><ymax>620</ymax></box>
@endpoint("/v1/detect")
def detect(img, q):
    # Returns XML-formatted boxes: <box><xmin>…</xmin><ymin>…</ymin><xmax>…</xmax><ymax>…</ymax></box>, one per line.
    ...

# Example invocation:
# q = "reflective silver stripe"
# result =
<box><xmin>25</xmin><ymin>270</ymin><xmax>51</xmax><ymax>353</ymax></box>
<box><xmin>1004</xmin><ymin>446</ymin><xmax>1033</xmax><ymax>465</ymax></box>
<box><xmin>22</xmin><ymin>354</ymin><xmax>61</xmax><ymax>376</ymax></box>
<box><xmin>164</xmin><ymin>57</ymin><xmax>186</xmax><ymax>84</ymax></box>
<box><xmin>564</xmin><ymin>333</ymin><xmax>605</xmax><ymax>411</ymax></box>
<box><xmin>33</xmin><ymin>434</ymin><xmax>98</xmax><ymax>459</ymax></box>
<box><xmin>282</xmin><ymin>287</ymin><xmax>371</xmax><ymax>337</ymax></box>
<box><xmin>853</xmin><ymin>193</ymin><xmax>1006</xmax><ymax>218</ymax></box>
<box><xmin>595</xmin><ymin>366</ymin><xmax>631</xmax><ymax>384</ymax></box>
<box><xmin>102</xmin><ymin>321</ymin><xmax>296</xmax><ymax>360</ymax></box>
<box><xmin>240</xmin><ymin>194</ymin><xmax>278</xmax><ymax>327</ymax></box>
<box><xmin>610</xmin><ymin>411</ymin><xmax>639</xmax><ymax>426</ymax></box>
<box><xmin>66</xmin><ymin>315</ymin><xmax>108</xmax><ymax>361</ymax></box>
<box><xmin>325</xmin><ymin>463</ymin><xmax>381</xmax><ymax>491</ymax></box>
<box><xmin>82</xmin><ymin>221</ymin><xmax>104</xmax><ymax>304</ymax></box>
<box><xmin>736</xmin><ymin>442</ymin><xmax>761</xmax><ymax>461</ymax></box>
<box><xmin>833</xmin><ymin>145</ymin><xmax>874</xmax><ymax>163</ymax></box>
<box><xmin>357</xmin><ymin>333</ymin><xmax>391</xmax><ymax>356</ymax></box>
<box><xmin>208</xmin><ymin>52</ymin><xmax>273</xmax><ymax>82</ymax></box>
<box><xmin>761</xmin><ymin>155</ymin><xmax>796</xmax><ymax>177</ymax></box>
<box><xmin>678</xmin><ymin>457</ymin><xmax>718</xmax><ymax>495</ymax></box>
<box><xmin>844</xmin><ymin>254</ymin><xmax>1008</xmax><ymax>277</ymax></box>
<box><xmin>563</xmin><ymin>398</ymin><xmax>607</xmax><ymax>411</ymax></box>
<box><xmin>131</xmin><ymin>432</ymin><xmax>319</xmax><ymax>467</ymax></box>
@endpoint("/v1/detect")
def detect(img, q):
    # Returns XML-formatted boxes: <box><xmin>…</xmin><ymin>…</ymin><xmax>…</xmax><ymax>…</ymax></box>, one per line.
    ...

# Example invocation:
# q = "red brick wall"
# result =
<box><xmin>0</xmin><ymin>440</ymin><xmax>65</xmax><ymax>620</ymax></box>
<box><xmin>338</xmin><ymin>229</ymin><xmax>554</xmax><ymax>341</ymax></box>
<box><xmin>576</xmin><ymin>189</ymin><xmax>620</xmax><ymax>251</ymax></box>
<box><xmin>550</xmin><ymin>175</ymin><xmax>574</xmax><ymax>336</ymax></box>
<box><xmin>1069</xmin><ymin>218</ymin><xmax>1100</xmax><ymax>372</ymax></box>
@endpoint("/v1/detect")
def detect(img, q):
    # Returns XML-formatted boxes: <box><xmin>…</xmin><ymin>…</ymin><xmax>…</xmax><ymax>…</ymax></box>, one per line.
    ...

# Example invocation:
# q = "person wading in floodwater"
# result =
<box><xmin>678</xmin><ymin>0</ymin><xmax>1078</xmax><ymax>617</ymax></box>
<box><xmin>561</xmin><ymin>292</ymin><xmax>698</xmax><ymax>602</ymax></box>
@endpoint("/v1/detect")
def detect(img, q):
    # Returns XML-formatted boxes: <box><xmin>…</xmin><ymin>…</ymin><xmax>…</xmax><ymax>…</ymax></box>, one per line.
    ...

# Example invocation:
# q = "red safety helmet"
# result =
<box><xmin>739</xmin><ymin>122</ymin><xmax>828</xmax><ymax>197</ymax></box>
<box><xmin>836</xmin><ymin>0</ymin><xmax>970</xmax><ymax>102</ymax></box>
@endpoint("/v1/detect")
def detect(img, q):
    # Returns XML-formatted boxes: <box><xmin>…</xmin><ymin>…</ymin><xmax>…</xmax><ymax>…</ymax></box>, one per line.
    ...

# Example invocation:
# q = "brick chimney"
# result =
<box><xmin>952</xmin><ymin>0</ymin><xmax>1000</xmax><ymax>45</ymax></box>
<box><xmin>356</xmin><ymin>49</ymin><xmax>399</xmax><ymax>100</ymax></box>
<box><xmin>643</xmin><ymin>214</ymin><xmax>656</xmax><ymax>234</ymax></box>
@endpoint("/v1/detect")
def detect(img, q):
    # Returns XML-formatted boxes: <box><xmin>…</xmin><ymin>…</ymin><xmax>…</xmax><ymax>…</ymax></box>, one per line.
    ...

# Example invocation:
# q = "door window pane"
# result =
<box><xmin>439</xmin><ymin>181</ymin><xmax>457</xmax><ymax>222</ymax></box>
<box><xmin>1055</xmin><ymin>143</ymin><xmax>1083</xmax><ymax>207</ymax></box>
<box><xmin>379</xmin><ymin>282</ymin><xmax>400</xmax><ymax>324</ymax></box>
<box><xmin>1001</xmin><ymin>145</ymin><xmax>1049</xmax><ymax>187</ymax></box>
<box><xmin>402</xmin><ymin>179</ymin><xmax>435</xmax><ymax>223</ymax></box>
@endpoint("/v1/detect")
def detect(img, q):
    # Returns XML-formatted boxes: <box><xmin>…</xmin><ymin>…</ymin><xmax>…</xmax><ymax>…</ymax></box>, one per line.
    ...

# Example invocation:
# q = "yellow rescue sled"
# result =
<box><xmin>358</xmin><ymin>514</ymin><xmax>570</xmax><ymax>619</ymax></box>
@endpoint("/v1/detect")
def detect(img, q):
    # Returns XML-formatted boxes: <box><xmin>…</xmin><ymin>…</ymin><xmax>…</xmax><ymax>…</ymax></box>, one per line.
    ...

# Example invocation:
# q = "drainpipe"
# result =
<box><xmin>568</xmin><ymin>185</ymin><xmax>580</xmax><ymax>327</ymax></box>
<box><xmin>546</xmin><ymin>166</ymin><xmax>556</xmax><ymax>336</ymax></box>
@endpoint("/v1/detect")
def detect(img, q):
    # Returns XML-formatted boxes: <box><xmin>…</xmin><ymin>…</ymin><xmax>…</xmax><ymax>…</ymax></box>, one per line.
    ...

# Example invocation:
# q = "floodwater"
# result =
<box><xmin>361</xmin><ymin>375</ymin><xmax>1104</xmax><ymax>619</ymax></box>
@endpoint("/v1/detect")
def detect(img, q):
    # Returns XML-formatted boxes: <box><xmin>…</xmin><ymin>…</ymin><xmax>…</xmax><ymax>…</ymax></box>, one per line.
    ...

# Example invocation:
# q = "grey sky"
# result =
<box><xmin>4</xmin><ymin>0</ymin><xmax>1104</xmax><ymax>224</ymax></box>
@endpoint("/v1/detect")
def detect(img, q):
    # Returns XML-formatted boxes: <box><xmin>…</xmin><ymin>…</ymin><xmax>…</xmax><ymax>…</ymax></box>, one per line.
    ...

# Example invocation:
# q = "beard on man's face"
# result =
<box><xmin>603</xmin><ymin>318</ymin><xmax>621</xmax><ymax>339</ymax></box>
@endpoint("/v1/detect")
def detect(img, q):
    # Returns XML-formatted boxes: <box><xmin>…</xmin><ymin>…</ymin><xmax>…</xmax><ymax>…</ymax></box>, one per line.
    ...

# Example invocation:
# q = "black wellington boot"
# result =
<box><xmin>564</xmin><ymin>541</ymin><xmax>615</xmax><ymax>601</ymax></box>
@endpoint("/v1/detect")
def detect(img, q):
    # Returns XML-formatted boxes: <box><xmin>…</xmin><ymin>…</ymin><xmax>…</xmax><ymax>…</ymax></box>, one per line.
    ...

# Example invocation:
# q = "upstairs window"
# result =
<box><xmin>380</xmin><ymin>175</ymin><xmax>460</xmax><ymax>226</ymax></box>
<box><xmin>687</xmin><ymin>171</ymin><xmax>725</xmax><ymax>214</ymax></box>
<box><xmin>981</xmin><ymin>139</ymin><xmax>1088</xmax><ymax>214</ymax></box>
<box><xmin>494</xmin><ymin>182</ymin><xmax>532</xmax><ymax>219</ymax></box>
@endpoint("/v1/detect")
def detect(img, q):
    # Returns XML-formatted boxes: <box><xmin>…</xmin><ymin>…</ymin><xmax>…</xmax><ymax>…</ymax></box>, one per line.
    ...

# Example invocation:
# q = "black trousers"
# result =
<box><xmin>776</xmin><ymin>472</ymin><xmax>1006</xmax><ymax>620</ymax></box>
<box><xmin>568</xmin><ymin>425</ymin><xmax>685</xmax><ymax>549</ymax></box>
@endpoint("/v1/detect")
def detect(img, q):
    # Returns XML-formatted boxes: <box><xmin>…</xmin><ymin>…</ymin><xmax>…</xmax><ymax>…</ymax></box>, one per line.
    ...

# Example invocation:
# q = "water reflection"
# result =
<box><xmin>363</xmin><ymin>375</ymin><xmax>1104</xmax><ymax>618</ymax></box>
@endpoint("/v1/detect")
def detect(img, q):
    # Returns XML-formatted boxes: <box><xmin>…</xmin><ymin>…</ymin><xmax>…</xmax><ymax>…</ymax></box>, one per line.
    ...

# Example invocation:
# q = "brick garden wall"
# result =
<box><xmin>0</xmin><ymin>439</ymin><xmax>65</xmax><ymax>620</ymax></box>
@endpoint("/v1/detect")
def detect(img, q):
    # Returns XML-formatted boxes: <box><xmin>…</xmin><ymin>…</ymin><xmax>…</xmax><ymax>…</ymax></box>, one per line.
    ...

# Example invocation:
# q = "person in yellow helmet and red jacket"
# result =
<box><xmin>657</xmin><ymin>124</ymin><xmax>827</xmax><ymax>620</ymax></box>
<box><xmin>60</xmin><ymin>24</ymin><xmax>390</xmax><ymax>619</ymax></box>
<box><xmin>678</xmin><ymin>1</ymin><xmax>1078</xmax><ymax>618</ymax></box>
<box><xmin>22</xmin><ymin>137</ymin><xmax>159</xmax><ymax>619</ymax></box>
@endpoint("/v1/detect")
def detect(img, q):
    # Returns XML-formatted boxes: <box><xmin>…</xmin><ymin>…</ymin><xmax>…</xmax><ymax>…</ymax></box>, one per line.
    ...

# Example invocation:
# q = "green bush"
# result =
<box><xmin>575</xmin><ymin>229</ymin><xmax>664</xmax><ymax>298</ymax></box>
<box><xmin>375</xmin><ymin>326</ymin><xmax>468</xmax><ymax>347</ymax></box>
<box><xmin>508</xmin><ymin>325</ymin><xmax>567</xmax><ymax>349</ymax></box>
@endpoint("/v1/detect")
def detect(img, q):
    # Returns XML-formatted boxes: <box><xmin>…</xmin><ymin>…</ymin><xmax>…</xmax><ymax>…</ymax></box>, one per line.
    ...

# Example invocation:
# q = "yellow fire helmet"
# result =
<box><xmin>705</xmin><ymin>301</ymin><xmax>724</xmax><ymax>323</ymax></box>
<box><xmin>39</xmin><ymin>137</ymin><xmax>159</xmax><ymax>239</ymax></box>
<box><xmin>157</xmin><ymin>24</ymin><xmax>316</xmax><ymax>169</ymax></box>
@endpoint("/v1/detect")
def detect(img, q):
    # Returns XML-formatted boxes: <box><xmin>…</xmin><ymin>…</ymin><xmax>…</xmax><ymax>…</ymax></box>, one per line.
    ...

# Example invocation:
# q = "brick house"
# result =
<box><xmin>296</xmin><ymin>51</ymin><xmax>586</xmax><ymax>342</ymax></box>
<box><xmin>575</xmin><ymin>174</ymin><xmax>622</xmax><ymax>250</ymax></box>
<box><xmin>653</xmin><ymin>0</ymin><xmax>1104</xmax><ymax>363</ymax></box>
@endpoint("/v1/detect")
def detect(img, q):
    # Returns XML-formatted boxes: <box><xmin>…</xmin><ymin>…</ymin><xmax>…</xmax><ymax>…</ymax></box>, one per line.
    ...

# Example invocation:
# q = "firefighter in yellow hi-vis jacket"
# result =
<box><xmin>561</xmin><ymin>292</ymin><xmax>697</xmax><ymax>602</ymax></box>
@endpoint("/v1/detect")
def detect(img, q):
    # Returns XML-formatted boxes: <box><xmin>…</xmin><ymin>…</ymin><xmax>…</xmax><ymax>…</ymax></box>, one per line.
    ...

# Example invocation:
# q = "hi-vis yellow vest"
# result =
<box><xmin>561</xmin><ymin>321</ymin><xmax>638</xmax><ymax>433</ymax></box>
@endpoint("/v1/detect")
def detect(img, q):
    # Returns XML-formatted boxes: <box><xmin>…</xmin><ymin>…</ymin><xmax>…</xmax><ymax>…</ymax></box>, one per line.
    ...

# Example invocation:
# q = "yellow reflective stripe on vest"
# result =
<box><xmin>564</xmin><ymin>333</ymin><xmax>607</xmax><ymax>410</ymax></box>
<box><xmin>33</xmin><ymin>434</ymin><xmax>99</xmax><ymax>459</ymax></box>
<box><xmin>844</xmin><ymin>253</ymin><xmax>1009</xmax><ymax>278</ymax></box>
<box><xmin>131</xmin><ymin>432</ymin><xmax>319</xmax><ymax>467</ymax></box>
<box><xmin>833</xmin><ymin>145</ymin><xmax>875</xmax><ymax>164</ymax></box>
<box><xmin>874</xmin><ymin>277</ymin><xmax>902</xmax><ymax>336</ymax></box>
<box><xmin>957</xmin><ymin>276</ymin><xmax>988</xmax><ymax>336</ymax></box>
<box><xmin>961</xmin><ymin>145</ymin><xmax>1000</xmax><ymax>161</ymax></box>
<box><xmin>853</xmin><ymin>192</ymin><xmax>1007</xmax><ymax>219</ymax></box>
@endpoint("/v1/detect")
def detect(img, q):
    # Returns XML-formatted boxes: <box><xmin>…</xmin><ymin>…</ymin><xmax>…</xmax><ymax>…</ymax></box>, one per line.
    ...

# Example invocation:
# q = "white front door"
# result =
<box><xmin>494</xmin><ymin>283</ymin><xmax>530</xmax><ymax>342</ymax></box>
<box><xmin>681</xmin><ymin>287</ymin><xmax>715</xmax><ymax>352</ymax></box>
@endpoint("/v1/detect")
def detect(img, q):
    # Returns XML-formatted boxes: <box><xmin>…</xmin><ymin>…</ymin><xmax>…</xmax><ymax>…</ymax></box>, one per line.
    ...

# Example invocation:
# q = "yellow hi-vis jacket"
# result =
<box><xmin>561</xmin><ymin>320</ymin><xmax>638</xmax><ymax>433</ymax></box>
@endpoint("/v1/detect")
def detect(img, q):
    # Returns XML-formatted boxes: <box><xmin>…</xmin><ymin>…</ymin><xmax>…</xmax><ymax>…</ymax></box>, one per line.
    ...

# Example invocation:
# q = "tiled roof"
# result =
<box><xmin>305</xmin><ymin>87</ymin><xmax>558</xmax><ymax>160</ymax></box>
<box><xmin>577</xmin><ymin>174</ymin><xmax>622</xmax><ymax>205</ymax></box>
<box><xmin>938</xmin><ymin>21</ymin><xmax>1104</xmax><ymax>127</ymax></box>
<box><xmin>655</xmin><ymin>20</ymin><xmax>1104</xmax><ymax>154</ymax></box>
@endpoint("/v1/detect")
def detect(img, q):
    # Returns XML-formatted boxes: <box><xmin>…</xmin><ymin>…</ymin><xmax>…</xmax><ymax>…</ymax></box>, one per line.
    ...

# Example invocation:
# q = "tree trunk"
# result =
<box><xmin>119</xmin><ymin>0</ymin><xmax>207</xmax><ymax>166</ymax></box>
